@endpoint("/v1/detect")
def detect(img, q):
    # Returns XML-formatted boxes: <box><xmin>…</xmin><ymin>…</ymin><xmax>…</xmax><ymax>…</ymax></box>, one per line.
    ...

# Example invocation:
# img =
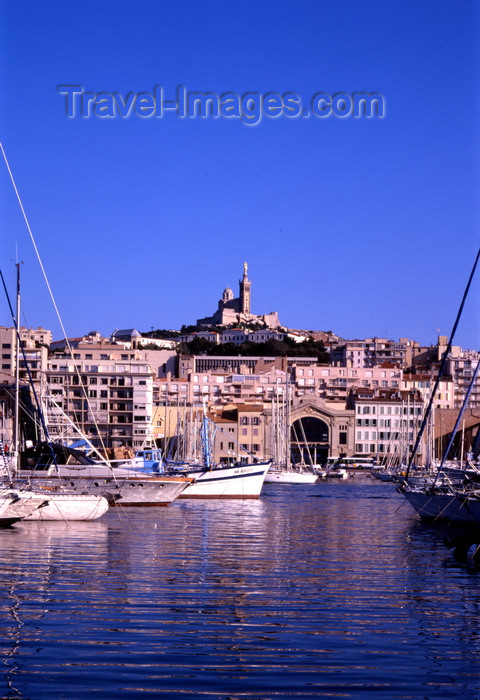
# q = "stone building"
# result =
<box><xmin>196</xmin><ymin>262</ymin><xmax>280</xmax><ymax>328</ymax></box>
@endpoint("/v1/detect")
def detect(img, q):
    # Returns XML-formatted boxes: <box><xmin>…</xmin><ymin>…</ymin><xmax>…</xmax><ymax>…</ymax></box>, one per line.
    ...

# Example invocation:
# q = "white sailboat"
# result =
<box><xmin>264</xmin><ymin>378</ymin><xmax>318</xmax><ymax>484</ymax></box>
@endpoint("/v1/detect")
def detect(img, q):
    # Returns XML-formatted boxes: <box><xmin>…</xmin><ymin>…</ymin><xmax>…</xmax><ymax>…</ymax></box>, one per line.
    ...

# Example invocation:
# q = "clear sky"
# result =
<box><xmin>1</xmin><ymin>0</ymin><xmax>479</xmax><ymax>349</ymax></box>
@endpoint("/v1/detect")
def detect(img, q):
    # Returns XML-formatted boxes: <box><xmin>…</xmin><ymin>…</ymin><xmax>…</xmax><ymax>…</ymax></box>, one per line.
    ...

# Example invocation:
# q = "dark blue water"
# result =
<box><xmin>1</xmin><ymin>479</ymin><xmax>480</xmax><ymax>699</ymax></box>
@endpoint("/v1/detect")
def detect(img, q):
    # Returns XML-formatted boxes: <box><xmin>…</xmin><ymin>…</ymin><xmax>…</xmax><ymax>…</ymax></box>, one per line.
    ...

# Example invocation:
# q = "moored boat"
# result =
<box><xmin>16</xmin><ymin>442</ymin><xmax>193</xmax><ymax>507</ymax></box>
<box><xmin>264</xmin><ymin>466</ymin><xmax>318</xmax><ymax>484</ymax></box>
<box><xmin>173</xmin><ymin>459</ymin><xmax>272</xmax><ymax>498</ymax></box>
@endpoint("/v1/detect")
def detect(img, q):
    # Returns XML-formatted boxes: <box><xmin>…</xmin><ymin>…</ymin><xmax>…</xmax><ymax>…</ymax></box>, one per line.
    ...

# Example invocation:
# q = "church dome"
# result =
<box><xmin>222</xmin><ymin>287</ymin><xmax>234</xmax><ymax>301</ymax></box>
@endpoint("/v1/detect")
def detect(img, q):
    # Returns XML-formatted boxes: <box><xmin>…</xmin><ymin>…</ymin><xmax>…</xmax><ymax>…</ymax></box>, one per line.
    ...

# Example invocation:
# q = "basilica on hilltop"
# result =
<box><xmin>196</xmin><ymin>263</ymin><xmax>281</xmax><ymax>328</ymax></box>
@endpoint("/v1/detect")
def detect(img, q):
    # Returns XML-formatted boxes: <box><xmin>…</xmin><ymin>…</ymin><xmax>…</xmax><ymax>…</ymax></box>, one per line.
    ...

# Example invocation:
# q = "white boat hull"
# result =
<box><xmin>177</xmin><ymin>461</ymin><xmax>271</xmax><ymax>498</ymax></box>
<box><xmin>2</xmin><ymin>489</ymin><xmax>109</xmax><ymax>521</ymax></box>
<box><xmin>0</xmin><ymin>492</ymin><xmax>33</xmax><ymax>525</ymax></box>
<box><xmin>264</xmin><ymin>469</ymin><xmax>318</xmax><ymax>484</ymax></box>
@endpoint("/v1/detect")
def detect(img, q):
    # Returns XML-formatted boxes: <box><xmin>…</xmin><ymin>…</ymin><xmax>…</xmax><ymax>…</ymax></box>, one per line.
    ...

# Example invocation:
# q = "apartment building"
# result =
<box><xmin>351</xmin><ymin>389</ymin><xmax>424</xmax><ymax>463</ymax></box>
<box><xmin>401</xmin><ymin>373</ymin><xmax>454</xmax><ymax>409</ymax></box>
<box><xmin>445</xmin><ymin>351</ymin><xmax>480</xmax><ymax>410</ymax></box>
<box><xmin>154</xmin><ymin>367</ymin><xmax>290</xmax><ymax>408</ymax></box>
<box><xmin>292</xmin><ymin>363</ymin><xmax>403</xmax><ymax>403</ymax></box>
<box><xmin>0</xmin><ymin>326</ymin><xmax>50</xmax><ymax>382</ymax></box>
<box><xmin>46</xmin><ymin>356</ymin><xmax>154</xmax><ymax>450</ymax></box>
<box><xmin>330</xmin><ymin>337</ymin><xmax>415</xmax><ymax>368</ymax></box>
<box><xmin>46</xmin><ymin>335</ymin><xmax>156</xmax><ymax>450</ymax></box>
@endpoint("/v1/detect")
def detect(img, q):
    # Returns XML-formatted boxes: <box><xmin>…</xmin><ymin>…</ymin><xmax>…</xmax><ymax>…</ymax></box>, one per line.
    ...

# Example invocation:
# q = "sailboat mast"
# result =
<box><xmin>13</xmin><ymin>262</ymin><xmax>21</xmax><ymax>459</ymax></box>
<box><xmin>406</xmin><ymin>247</ymin><xmax>480</xmax><ymax>476</ymax></box>
<box><xmin>286</xmin><ymin>373</ymin><xmax>291</xmax><ymax>468</ymax></box>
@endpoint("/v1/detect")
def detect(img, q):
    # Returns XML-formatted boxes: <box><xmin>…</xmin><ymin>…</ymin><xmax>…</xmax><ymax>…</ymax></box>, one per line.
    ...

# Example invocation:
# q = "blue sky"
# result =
<box><xmin>1</xmin><ymin>0</ymin><xmax>479</xmax><ymax>349</ymax></box>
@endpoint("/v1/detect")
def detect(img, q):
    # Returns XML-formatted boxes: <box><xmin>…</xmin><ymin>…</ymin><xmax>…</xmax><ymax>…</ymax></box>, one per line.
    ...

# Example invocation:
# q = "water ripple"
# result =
<box><xmin>0</xmin><ymin>481</ymin><xmax>479</xmax><ymax>698</ymax></box>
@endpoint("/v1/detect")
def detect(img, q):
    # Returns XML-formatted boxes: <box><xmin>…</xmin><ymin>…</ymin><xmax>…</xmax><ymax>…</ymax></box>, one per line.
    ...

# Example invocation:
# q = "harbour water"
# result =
<box><xmin>1</xmin><ymin>479</ymin><xmax>480</xmax><ymax>699</ymax></box>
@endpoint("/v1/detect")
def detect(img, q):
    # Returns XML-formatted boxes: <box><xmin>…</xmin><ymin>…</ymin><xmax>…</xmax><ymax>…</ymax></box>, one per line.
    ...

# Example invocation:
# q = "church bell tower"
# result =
<box><xmin>239</xmin><ymin>262</ymin><xmax>251</xmax><ymax>315</ymax></box>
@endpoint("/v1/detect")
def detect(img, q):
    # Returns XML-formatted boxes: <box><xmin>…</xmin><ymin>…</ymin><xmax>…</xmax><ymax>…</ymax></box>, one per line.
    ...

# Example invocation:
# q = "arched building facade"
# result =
<box><xmin>289</xmin><ymin>398</ymin><xmax>355</xmax><ymax>464</ymax></box>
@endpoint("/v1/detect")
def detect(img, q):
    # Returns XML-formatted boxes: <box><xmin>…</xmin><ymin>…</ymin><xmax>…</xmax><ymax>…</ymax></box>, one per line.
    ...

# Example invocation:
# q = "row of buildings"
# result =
<box><xmin>1</xmin><ymin>323</ymin><xmax>479</xmax><ymax>467</ymax></box>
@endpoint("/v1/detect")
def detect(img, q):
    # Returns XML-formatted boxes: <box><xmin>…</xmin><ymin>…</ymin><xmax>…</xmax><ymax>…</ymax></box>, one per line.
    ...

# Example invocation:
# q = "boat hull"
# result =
<box><xmin>17</xmin><ymin>470</ymin><xmax>192</xmax><ymax>506</ymax></box>
<box><xmin>0</xmin><ymin>493</ymin><xmax>29</xmax><ymax>525</ymax></box>
<box><xmin>401</xmin><ymin>488</ymin><xmax>478</xmax><ymax>524</ymax></box>
<box><xmin>176</xmin><ymin>461</ymin><xmax>271</xmax><ymax>498</ymax></box>
<box><xmin>264</xmin><ymin>470</ymin><xmax>318</xmax><ymax>484</ymax></box>
<box><xmin>2</xmin><ymin>489</ymin><xmax>109</xmax><ymax>521</ymax></box>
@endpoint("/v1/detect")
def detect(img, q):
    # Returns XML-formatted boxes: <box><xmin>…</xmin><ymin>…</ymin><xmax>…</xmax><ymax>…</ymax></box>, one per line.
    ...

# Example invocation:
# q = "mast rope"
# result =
<box><xmin>0</xmin><ymin>144</ymin><xmax>110</xmax><ymax>465</ymax></box>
